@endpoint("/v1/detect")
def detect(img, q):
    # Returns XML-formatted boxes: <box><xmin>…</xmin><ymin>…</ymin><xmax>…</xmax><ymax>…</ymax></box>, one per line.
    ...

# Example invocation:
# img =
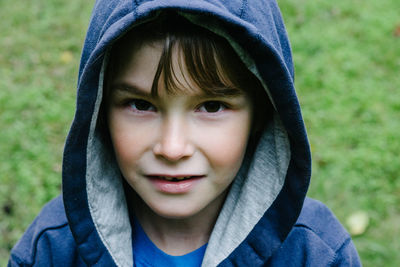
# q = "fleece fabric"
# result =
<box><xmin>9</xmin><ymin>0</ymin><xmax>361</xmax><ymax>266</ymax></box>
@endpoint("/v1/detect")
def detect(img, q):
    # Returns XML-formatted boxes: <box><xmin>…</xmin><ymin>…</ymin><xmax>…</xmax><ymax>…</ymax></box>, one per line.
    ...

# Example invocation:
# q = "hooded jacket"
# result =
<box><xmin>9</xmin><ymin>0</ymin><xmax>361</xmax><ymax>266</ymax></box>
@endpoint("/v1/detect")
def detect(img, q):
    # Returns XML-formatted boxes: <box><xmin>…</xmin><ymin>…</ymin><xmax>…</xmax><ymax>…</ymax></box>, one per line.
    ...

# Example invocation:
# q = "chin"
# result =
<box><xmin>151</xmin><ymin>204</ymin><xmax>202</xmax><ymax>220</ymax></box>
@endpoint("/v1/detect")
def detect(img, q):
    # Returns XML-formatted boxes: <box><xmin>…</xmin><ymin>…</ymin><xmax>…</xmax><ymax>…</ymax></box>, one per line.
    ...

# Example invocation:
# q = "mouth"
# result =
<box><xmin>146</xmin><ymin>175</ymin><xmax>204</xmax><ymax>182</ymax></box>
<box><xmin>146</xmin><ymin>175</ymin><xmax>204</xmax><ymax>194</ymax></box>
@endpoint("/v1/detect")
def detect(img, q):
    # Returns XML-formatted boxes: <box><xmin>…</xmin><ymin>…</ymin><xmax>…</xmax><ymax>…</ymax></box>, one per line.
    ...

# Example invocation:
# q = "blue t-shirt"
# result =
<box><xmin>132</xmin><ymin>218</ymin><xmax>207</xmax><ymax>267</ymax></box>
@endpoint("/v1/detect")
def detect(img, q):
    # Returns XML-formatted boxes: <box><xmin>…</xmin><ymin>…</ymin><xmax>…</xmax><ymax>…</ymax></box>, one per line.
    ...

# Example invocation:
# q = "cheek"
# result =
<box><xmin>111</xmin><ymin>132</ymin><xmax>140</xmax><ymax>166</ymax></box>
<box><xmin>198</xmin><ymin>114</ymin><xmax>251</xmax><ymax>170</ymax></box>
<box><xmin>108</xmin><ymin>113</ymin><xmax>150</xmax><ymax>170</ymax></box>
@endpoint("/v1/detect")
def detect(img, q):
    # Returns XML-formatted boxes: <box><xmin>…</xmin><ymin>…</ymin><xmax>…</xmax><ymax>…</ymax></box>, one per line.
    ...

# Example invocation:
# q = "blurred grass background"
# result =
<box><xmin>0</xmin><ymin>0</ymin><xmax>399</xmax><ymax>265</ymax></box>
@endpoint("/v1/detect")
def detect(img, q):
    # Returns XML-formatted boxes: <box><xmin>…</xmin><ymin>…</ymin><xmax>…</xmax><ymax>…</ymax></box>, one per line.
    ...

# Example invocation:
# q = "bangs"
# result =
<box><xmin>151</xmin><ymin>29</ymin><xmax>246</xmax><ymax>97</ymax></box>
<box><xmin>108</xmin><ymin>13</ymin><xmax>263</xmax><ymax>98</ymax></box>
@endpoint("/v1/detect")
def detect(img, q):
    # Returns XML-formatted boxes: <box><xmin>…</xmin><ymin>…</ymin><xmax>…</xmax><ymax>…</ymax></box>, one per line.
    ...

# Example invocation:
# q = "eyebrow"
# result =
<box><xmin>111</xmin><ymin>82</ymin><xmax>245</xmax><ymax>98</ymax></box>
<box><xmin>111</xmin><ymin>82</ymin><xmax>152</xmax><ymax>97</ymax></box>
<box><xmin>207</xmin><ymin>87</ymin><xmax>244</xmax><ymax>97</ymax></box>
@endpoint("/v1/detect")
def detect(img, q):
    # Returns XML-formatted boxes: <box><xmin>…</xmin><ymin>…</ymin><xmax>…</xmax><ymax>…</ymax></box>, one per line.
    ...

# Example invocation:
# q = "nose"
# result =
<box><xmin>153</xmin><ymin>115</ymin><xmax>194</xmax><ymax>162</ymax></box>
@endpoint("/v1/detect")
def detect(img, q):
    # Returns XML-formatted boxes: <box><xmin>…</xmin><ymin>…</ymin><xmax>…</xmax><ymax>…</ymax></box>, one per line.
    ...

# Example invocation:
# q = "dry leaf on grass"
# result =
<box><xmin>346</xmin><ymin>211</ymin><xmax>369</xmax><ymax>236</ymax></box>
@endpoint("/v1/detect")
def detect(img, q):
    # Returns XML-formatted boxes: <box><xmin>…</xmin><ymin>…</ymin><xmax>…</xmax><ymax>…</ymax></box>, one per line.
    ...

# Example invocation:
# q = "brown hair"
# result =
<box><xmin>100</xmin><ymin>13</ymin><xmax>272</xmax><ymax>143</ymax></box>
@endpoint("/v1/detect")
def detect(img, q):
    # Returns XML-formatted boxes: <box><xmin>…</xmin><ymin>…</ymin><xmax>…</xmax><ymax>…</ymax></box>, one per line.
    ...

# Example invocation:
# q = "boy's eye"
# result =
<box><xmin>198</xmin><ymin>101</ymin><xmax>226</xmax><ymax>113</ymax></box>
<box><xmin>128</xmin><ymin>99</ymin><xmax>156</xmax><ymax>111</ymax></box>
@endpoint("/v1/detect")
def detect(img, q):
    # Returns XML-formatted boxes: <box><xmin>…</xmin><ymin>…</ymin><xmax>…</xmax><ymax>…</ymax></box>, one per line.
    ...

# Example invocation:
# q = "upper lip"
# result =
<box><xmin>145</xmin><ymin>174</ymin><xmax>205</xmax><ymax>180</ymax></box>
<box><xmin>146</xmin><ymin>174</ymin><xmax>203</xmax><ymax>177</ymax></box>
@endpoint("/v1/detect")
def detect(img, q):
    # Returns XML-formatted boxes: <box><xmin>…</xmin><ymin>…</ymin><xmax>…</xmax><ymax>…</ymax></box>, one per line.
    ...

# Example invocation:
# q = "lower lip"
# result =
<box><xmin>148</xmin><ymin>177</ymin><xmax>204</xmax><ymax>194</ymax></box>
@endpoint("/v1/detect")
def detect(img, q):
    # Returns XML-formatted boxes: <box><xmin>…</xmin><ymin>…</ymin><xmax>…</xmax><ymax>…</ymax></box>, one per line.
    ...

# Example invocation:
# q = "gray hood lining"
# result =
<box><xmin>86</xmin><ymin>55</ymin><xmax>132</xmax><ymax>267</ymax></box>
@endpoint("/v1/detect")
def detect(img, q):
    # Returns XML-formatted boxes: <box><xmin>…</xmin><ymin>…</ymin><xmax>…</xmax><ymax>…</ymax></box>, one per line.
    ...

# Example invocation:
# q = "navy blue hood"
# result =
<box><xmin>62</xmin><ymin>0</ymin><xmax>311</xmax><ymax>266</ymax></box>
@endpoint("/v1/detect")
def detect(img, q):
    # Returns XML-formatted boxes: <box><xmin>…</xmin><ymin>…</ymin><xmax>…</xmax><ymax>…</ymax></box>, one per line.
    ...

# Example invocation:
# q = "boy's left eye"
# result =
<box><xmin>197</xmin><ymin>101</ymin><xmax>227</xmax><ymax>113</ymax></box>
<box><xmin>128</xmin><ymin>99</ymin><xmax>156</xmax><ymax>112</ymax></box>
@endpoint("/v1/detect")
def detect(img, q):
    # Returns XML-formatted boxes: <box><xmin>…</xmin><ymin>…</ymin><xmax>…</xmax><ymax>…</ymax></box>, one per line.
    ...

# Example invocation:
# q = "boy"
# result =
<box><xmin>9</xmin><ymin>0</ymin><xmax>361</xmax><ymax>266</ymax></box>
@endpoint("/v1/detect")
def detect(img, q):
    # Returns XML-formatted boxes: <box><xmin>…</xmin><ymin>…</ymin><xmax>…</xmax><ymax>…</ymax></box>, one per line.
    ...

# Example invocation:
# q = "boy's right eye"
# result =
<box><xmin>128</xmin><ymin>99</ymin><xmax>156</xmax><ymax>112</ymax></box>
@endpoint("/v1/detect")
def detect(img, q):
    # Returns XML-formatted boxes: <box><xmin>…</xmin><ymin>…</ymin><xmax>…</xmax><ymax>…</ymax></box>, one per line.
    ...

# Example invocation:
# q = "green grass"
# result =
<box><xmin>1</xmin><ymin>0</ymin><xmax>399</xmax><ymax>265</ymax></box>
<box><xmin>279</xmin><ymin>0</ymin><xmax>400</xmax><ymax>265</ymax></box>
<box><xmin>0</xmin><ymin>0</ymin><xmax>93</xmax><ymax>264</ymax></box>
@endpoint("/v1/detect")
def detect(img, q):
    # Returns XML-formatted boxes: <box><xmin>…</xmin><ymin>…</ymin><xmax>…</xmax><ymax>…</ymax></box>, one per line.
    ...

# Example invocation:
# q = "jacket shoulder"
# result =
<box><xmin>269</xmin><ymin>198</ymin><xmax>361</xmax><ymax>266</ymax></box>
<box><xmin>295</xmin><ymin>197</ymin><xmax>349</xmax><ymax>250</ymax></box>
<box><xmin>8</xmin><ymin>195</ymin><xmax>85</xmax><ymax>266</ymax></box>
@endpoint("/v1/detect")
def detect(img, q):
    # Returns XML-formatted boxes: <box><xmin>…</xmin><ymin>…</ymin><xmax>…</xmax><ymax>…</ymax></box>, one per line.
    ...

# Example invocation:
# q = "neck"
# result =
<box><xmin>132</xmin><ymin>193</ymin><xmax>226</xmax><ymax>256</ymax></box>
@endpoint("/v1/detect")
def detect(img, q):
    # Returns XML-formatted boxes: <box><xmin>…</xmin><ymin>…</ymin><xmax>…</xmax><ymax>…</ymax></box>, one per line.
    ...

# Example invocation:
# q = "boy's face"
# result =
<box><xmin>107</xmin><ymin>41</ymin><xmax>253</xmax><ymax>219</ymax></box>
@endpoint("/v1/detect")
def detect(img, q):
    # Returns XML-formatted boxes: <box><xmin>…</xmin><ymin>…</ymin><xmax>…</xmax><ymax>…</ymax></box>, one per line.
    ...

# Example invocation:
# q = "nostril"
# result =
<box><xmin>152</xmin><ymin>139</ymin><xmax>194</xmax><ymax>161</ymax></box>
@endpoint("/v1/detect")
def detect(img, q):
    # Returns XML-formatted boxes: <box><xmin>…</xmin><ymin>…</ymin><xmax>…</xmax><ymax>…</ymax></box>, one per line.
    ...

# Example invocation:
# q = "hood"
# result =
<box><xmin>62</xmin><ymin>0</ymin><xmax>311</xmax><ymax>266</ymax></box>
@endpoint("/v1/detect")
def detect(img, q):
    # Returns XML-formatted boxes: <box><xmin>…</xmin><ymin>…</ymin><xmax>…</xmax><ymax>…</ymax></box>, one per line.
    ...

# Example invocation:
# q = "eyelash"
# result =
<box><xmin>126</xmin><ymin>99</ymin><xmax>157</xmax><ymax>112</ymax></box>
<box><xmin>125</xmin><ymin>99</ymin><xmax>229</xmax><ymax>114</ymax></box>
<box><xmin>196</xmin><ymin>101</ymin><xmax>228</xmax><ymax>113</ymax></box>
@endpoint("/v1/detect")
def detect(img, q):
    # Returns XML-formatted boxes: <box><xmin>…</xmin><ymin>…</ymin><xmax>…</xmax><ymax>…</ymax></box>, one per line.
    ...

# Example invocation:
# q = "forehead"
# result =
<box><xmin>111</xmin><ymin>41</ymin><xmax>164</xmax><ymax>93</ymax></box>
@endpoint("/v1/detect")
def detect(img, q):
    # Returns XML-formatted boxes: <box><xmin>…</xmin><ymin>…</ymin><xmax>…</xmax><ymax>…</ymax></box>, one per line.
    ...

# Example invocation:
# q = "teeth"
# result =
<box><xmin>162</xmin><ymin>176</ymin><xmax>190</xmax><ymax>181</ymax></box>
